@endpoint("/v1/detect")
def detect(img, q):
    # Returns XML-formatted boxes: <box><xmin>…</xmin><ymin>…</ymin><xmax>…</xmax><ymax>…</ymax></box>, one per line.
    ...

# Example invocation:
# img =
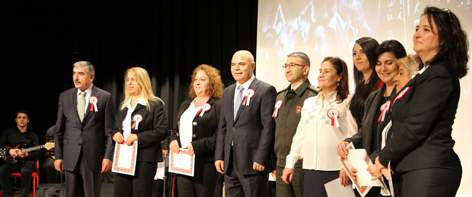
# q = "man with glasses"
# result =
<box><xmin>273</xmin><ymin>52</ymin><xmax>317</xmax><ymax>197</ymax></box>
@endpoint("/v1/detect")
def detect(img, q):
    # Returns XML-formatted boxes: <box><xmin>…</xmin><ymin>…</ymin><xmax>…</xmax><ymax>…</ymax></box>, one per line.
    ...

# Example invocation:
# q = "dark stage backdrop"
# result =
<box><xmin>1</xmin><ymin>0</ymin><xmax>258</xmax><ymax>144</ymax></box>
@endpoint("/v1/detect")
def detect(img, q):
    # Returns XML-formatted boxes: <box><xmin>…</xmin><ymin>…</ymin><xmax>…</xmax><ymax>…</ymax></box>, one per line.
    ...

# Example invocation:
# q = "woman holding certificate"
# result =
<box><xmin>337</xmin><ymin>40</ymin><xmax>407</xmax><ymax>196</ymax></box>
<box><xmin>169</xmin><ymin>64</ymin><xmax>224</xmax><ymax>197</ymax></box>
<box><xmin>369</xmin><ymin>6</ymin><xmax>468</xmax><ymax>197</ymax></box>
<box><xmin>112</xmin><ymin>67</ymin><xmax>169</xmax><ymax>197</ymax></box>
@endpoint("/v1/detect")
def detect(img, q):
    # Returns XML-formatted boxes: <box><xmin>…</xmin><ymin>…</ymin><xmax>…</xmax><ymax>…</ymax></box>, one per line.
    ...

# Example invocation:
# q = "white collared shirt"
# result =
<box><xmin>77</xmin><ymin>85</ymin><xmax>93</xmax><ymax>112</ymax></box>
<box><xmin>122</xmin><ymin>97</ymin><xmax>147</xmax><ymax>138</ymax></box>
<box><xmin>179</xmin><ymin>102</ymin><xmax>203</xmax><ymax>148</ymax></box>
<box><xmin>285</xmin><ymin>92</ymin><xmax>358</xmax><ymax>171</ymax></box>
<box><xmin>234</xmin><ymin>74</ymin><xmax>255</xmax><ymax>103</ymax></box>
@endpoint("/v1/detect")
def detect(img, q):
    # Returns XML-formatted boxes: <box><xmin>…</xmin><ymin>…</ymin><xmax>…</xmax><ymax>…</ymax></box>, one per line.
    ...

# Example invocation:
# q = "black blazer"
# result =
<box><xmin>171</xmin><ymin>98</ymin><xmax>221</xmax><ymax>178</ymax></box>
<box><xmin>54</xmin><ymin>86</ymin><xmax>115</xmax><ymax>172</ymax></box>
<box><xmin>215</xmin><ymin>78</ymin><xmax>277</xmax><ymax>175</ymax></box>
<box><xmin>379</xmin><ymin>61</ymin><xmax>461</xmax><ymax>173</ymax></box>
<box><xmin>114</xmin><ymin>99</ymin><xmax>169</xmax><ymax>162</ymax></box>
<box><xmin>347</xmin><ymin>87</ymin><xmax>395</xmax><ymax>160</ymax></box>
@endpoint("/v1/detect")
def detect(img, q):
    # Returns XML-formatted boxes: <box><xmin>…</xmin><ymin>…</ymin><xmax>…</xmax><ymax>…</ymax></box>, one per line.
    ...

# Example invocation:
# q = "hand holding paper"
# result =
<box><xmin>337</xmin><ymin>141</ymin><xmax>350</xmax><ymax>160</ymax></box>
<box><xmin>347</xmin><ymin>149</ymin><xmax>382</xmax><ymax>187</ymax></box>
<box><xmin>169</xmin><ymin>148</ymin><xmax>195</xmax><ymax>177</ymax></box>
<box><xmin>112</xmin><ymin>141</ymin><xmax>138</xmax><ymax>176</ymax></box>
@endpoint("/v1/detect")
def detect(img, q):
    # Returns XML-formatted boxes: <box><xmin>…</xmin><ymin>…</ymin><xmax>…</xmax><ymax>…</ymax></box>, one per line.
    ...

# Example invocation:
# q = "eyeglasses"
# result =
<box><xmin>282</xmin><ymin>63</ymin><xmax>304</xmax><ymax>69</ymax></box>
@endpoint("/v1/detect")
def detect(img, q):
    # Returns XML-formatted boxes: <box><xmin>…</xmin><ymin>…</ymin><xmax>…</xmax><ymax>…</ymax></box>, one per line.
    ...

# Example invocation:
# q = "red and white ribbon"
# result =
<box><xmin>377</xmin><ymin>101</ymin><xmax>391</xmax><ymax>123</ymax></box>
<box><xmin>89</xmin><ymin>96</ymin><xmax>98</xmax><ymax>112</ymax></box>
<box><xmin>392</xmin><ymin>86</ymin><xmax>411</xmax><ymax>106</ymax></box>
<box><xmin>199</xmin><ymin>103</ymin><xmax>211</xmax><ymax>117</ymax></box>
<box><xmin>272</xmin><ymin>100</ymin><xmax>283</xmax><ymax>118</ymax></box>
<box><xmin>243</xmin><ymin>89</ymin><xmax>255</xmax><ymax>106</ymax></box>
<box><xmin>326</xmin><ymin>109</ymin><xmax>339</xmax><ymax>128</ymax></box>
<box><xmin>132</xmin><ymin>114</ymin><xmax>143</xmax><ymax>130</ymax></box>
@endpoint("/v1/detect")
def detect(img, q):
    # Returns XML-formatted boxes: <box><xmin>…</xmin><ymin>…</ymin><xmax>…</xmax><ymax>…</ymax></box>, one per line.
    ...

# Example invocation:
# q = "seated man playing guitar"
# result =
<box><xmin>0</xmin><ymin>110</ymin><xmax>39</xmax><ymax>197</ymax></box>
<box><xmin>0</xmin><ymin>147</ymin><xmax>27</xmax><ymax>161</ymax></box>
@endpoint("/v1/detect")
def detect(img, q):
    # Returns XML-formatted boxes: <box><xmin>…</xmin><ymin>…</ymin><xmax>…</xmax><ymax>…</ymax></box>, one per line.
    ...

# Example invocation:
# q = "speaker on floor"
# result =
<box><xmin>37</xmin><ymin>183</ymin><xmax>114</xmax><ymax>197</ymax></box>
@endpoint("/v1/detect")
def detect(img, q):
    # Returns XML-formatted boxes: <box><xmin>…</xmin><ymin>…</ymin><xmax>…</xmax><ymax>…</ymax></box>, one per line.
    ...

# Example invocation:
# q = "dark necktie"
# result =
<box><xmin>234</xmin><ymin>86</ymin><xmax>244</xmax><ymax>118</ymax></box>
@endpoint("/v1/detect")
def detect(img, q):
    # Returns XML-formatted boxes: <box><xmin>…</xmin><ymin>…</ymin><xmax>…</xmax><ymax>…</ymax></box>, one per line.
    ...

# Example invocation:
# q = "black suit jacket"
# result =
<box><xmin>114</xmin><ymin>99</ymin><xmax>169</xmax><ymax>162</ymax></box>
<box><xmin>171</xmin><ymin>98</ymin><xmax>221</xmax><ymax>178</ymax></box>
<box><xmin>215</xmin><ymin>78</ymin><xmax>276</xmax><ymax>175</ymax></box>
<box><xmin>379</xmin><ymin>61</ymin><xmax>461</xmax><ymax>173</ymax></box>
<box><xmin>54</xmin><ymin>86</ymin><xmax>115</xmax><ymax>172</ymax></box>
<box><xmin>347</xmin><ymin>87</ymin><xmax>395</xmax><ymax>160</ymax></box>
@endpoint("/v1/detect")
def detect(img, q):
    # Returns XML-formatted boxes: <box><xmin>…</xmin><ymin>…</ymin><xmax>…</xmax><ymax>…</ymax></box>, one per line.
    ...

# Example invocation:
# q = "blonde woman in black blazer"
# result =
<box><xmin>112</xmin><ymin>67</ymin><xmax>169</xmax><ymax>197</ymax></box>
<box><xmin>369</xmin><ymin>7</ymin><xmax>468</xmax><ymax>197</ymax></box>
<box><xmin>169</xmin><ymin>64</ymin><xmax>224</xmax><ymax>197</ymax></box>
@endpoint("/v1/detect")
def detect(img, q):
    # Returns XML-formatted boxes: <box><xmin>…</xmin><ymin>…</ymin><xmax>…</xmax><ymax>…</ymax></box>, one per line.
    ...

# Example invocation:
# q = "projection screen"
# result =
<box><xmin>256</xmin><ymin>0</ymin><xmax>472</xmax><ymax>196</ymax></box>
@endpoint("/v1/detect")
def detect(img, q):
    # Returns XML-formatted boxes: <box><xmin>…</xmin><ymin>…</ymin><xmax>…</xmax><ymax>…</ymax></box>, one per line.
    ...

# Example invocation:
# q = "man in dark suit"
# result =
<box><xmin>53</xmin><ymin>61</ymin><xmax>114</xmax><ymax>197</ymax></box>
<box><xmin>215</xmin><ymin>50</ymin><xmax>276</xmax><ymax>197</ymax></box>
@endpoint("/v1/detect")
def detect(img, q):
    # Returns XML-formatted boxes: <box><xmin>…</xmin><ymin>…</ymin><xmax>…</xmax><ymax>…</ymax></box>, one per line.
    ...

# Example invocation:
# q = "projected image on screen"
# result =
<box><xmin>257</xmin><ymin>1</ymin><xmax>472</xmax><ymax>196</ymax></box>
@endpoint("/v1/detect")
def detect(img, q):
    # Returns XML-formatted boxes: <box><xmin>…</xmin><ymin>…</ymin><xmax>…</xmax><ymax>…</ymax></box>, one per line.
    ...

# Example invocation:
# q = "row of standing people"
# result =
<box><xmin>336</xmin><ymin>6</ymin><xmax>468</xmax><ymax>197</ymax></box>
<box><xmin>45</xmin><ymin>5</ymin><xmax>467</xmax><ymax>197</ymax></box>
<box><xmin>280</xmin><ymin>6</ymin><xmax>467</xmax><ymax>197</ymax></box>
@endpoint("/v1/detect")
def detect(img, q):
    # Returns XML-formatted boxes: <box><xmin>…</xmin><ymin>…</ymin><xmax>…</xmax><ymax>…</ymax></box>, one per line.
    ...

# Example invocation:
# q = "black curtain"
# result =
<box><xmin>2</xmin><ymin>0</ymin><xmax>258</xmax><ymax>137</ymax></box>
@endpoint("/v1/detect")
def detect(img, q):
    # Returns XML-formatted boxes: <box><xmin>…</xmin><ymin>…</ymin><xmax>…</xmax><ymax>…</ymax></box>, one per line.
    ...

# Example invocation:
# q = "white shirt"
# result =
<box><xmin>381</xmin><ymin>121</ymin><xmax>392</xmax><ymax>149</ymax></box>
<box><xmin>122</xmin><ymin>97</ymin><xmax>147</xmax><ymax>138</ymax></box>
<box><xmin>285</xmin><ymin>92</ymin><xmax>358</xmax><ymax>171</ymax></box>
<box><xmin>179</xmin><ymin>102</ymin><xmax>201</xmax><ymax>148</ymax></box>
<box><xmin>77</xmin><ymin>85</ymin><xmax>93</xmax><ymax>112</ymax></box>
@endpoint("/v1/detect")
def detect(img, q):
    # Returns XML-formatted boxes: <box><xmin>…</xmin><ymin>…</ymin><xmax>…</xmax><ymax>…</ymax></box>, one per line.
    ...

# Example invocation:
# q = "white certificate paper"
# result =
<box><xmin>154</xmin><ymin>161</ymin><xmax>166</xmax><ymax>180</ymax></box>
<box><xmin>112</xmin><ymin>142</ymin><xmax>138</xmax><ymax>176</ymax></box>
<box><xmin>168</xmin><ymin>148</ymin><xmax>195</xmax><ymax>177</ymax></box>
<box><xmin>324</xmin><ymin>178</ymin><xmax>355</xmax><ymax>197</ymax></box>
<box><xmin>347</xmin><ymin>149</ymin><xmax>382</xmax><ymax>187</ymax></box>
<box><xmin>339</xmin><ymin>146</ymin><xmax>383</xmax><ymax>197</ymax></box>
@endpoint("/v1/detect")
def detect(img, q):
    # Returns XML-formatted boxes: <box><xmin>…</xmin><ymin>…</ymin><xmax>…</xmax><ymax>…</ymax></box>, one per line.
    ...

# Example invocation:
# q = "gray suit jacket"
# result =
<box><xmin>54</xmin><ymin>86</ymin><xmax>115</xmax><ymax>172</ymax></box>
<box><xmin>215</xmin><ymin>78</ymin><xmax>276</xmax><ymax>175</ymax></box>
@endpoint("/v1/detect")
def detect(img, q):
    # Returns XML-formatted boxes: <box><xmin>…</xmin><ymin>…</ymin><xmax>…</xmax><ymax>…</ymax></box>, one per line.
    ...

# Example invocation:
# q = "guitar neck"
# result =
<box><xmin>22</xmin><ymin>145</ymin><xmax>43</xmax><ymax>153</ymax></box>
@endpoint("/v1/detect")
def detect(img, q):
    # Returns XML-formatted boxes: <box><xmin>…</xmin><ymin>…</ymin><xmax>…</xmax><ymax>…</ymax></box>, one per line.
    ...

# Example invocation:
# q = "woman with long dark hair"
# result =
<box><xmin>369</xmin><ymin>6</ymin><xmax>468</xmax><ymax>196</ymax></box>
<box><xmin>350</xmin><ymin>37</ymin><xmax>383</xmax><ymax>128</ymax></box>
<box><xmin>338</xmin><ymin>40</ymin><xmax>407</xmax><ymax>196</ymax></box>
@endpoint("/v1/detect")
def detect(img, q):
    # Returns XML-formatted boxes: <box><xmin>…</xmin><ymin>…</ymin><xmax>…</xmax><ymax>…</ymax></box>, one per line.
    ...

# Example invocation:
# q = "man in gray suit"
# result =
<box><xmin>53</xmin><ymin>61</ymin><xmax>114</xmax><ymax>197</ymax></box>
<box><xmin>215</xmin><ymin>50</ymin><xmax>276</xmax><ymax>197</ymax></box>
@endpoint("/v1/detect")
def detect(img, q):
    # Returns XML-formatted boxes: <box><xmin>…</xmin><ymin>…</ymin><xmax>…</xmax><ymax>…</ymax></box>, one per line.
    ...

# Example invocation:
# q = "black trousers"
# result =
<box><xmin>394</xmin><ymin>167</ymin><xmax>461</xmax><ymax>197</ymax></box>
<box><xmin>176</xmin><ymin>162</ymin><xmax>220</xmax><ymax>197</ymax></box>
<box><xmin>114</xmin><ymin>161</ymin><xmax>157</xmax><ymax>197</ymax></box>
<box><xmin>224</xmin><ymin>148</ymin><xmax>268</xmax><ymax>197</ymax></box>
<box><xmin>0</xmin><ymin>161</ymin><xmax>34</xmax><ymax>197</ymax></box>
<box><xmin>64</xmin><ymin>152</ymin><xmax>101</xmax><ymax>197</ymax></box>
<box><xmin>302</xmin><ymin>170</ymin><xmax>338</xmax><ymax>197</ymax></box>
